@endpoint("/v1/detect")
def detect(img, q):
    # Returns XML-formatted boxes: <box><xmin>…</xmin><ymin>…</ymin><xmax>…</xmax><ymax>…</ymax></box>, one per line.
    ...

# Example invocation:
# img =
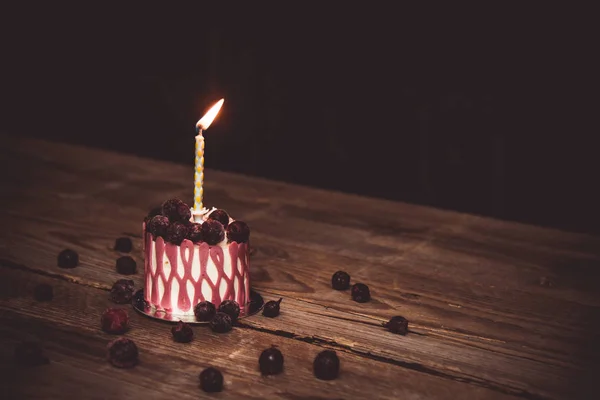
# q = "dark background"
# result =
<box><xmin>1</xmin><ymin>4</ymin><xmax>598</xmax><ymax>234</ymax></box>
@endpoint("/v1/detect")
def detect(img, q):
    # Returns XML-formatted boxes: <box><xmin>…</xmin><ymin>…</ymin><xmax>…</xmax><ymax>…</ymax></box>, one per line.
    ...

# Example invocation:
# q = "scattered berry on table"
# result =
<box><xmin>383</xmin><ymin>316</ymin><xmax>409</xmax><ymax>335</ymax></box>
<box><xmin>199</xmin><ymin>367</ymin><xmax>223</xmax><ymax>392</ymax></box>
<box><xmin>116</xmin><ymin>256</ymin><xmax>137</xmax><ymax>275</ymax></box>
<box><xmin>262</xmin><ymin>298</ymin><xmax>282</xmax><ymax>318</ymax></box>
<box><xmin>313</xmin><ymin>350</ymin><xmax>340</xmax><ymax>380</ymax></box>
<box><xmin>57</xmin><ymin>249</ymin><xmax>79</xmax><ymax>268</ymax></box>
<box><xmin>259</xmin><ymin>346</ymin><xmax>284</xmax><ymax>376</ymax></box>
<box><xmin>107</xmin><ymin>337</ymin><xmax>138</xmax><ymax>368</ymax></box>
<box><xmin>331</xmin><ymin>271</ymin><xmax>351</xmax><ymax>290</ymax></box>
<box><xmin>110</xmin><ymin>279</ymin><xmax>135</xmax><ymax>304</ymax></box>
<box><xmin>113</xmin><ymin>237</ymin><xmax>133</xmax><ymax>253</ymax></box>
<box><xmin>101</xmin><ymin>308</ymin><xmax>130</xmax><ymax>334</ymax></box>
<box><xmin>171</xmin><ymin>320</ymin><xmax>194</xmax><ymax>343</ymax></box>
<box><xmin>351</xmin><ymin>283</ymin><xmax>371</xmax><ymax>303</ymax></box>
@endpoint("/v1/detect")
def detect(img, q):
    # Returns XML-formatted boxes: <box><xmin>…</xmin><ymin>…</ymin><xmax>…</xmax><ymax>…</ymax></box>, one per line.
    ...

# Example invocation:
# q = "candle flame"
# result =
<box><xmin>196</xmin><ymin>98</ymin><xmax>224</xmax><ymax>130</ymax></box>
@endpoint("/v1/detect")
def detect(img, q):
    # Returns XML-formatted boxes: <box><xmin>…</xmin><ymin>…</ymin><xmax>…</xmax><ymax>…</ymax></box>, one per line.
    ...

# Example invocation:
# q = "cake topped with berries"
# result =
<box><xmin>142</xmin><ymin>198</ymin><xmax>250</xmax><ymax>318</ymax></box>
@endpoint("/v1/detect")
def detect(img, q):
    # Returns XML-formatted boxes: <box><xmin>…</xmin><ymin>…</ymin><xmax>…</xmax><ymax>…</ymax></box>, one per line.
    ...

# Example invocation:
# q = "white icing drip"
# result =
<box><xmin>186</xmin><ymin>280</ymin><xmax>195</xmax><ymax>309</ymax></box>
<box><xmin>176</xmin><ymin>247</ymin><xmax>185</xmax><ymax>280</ymax></box>
<box><xmin>237</xmin><ymin>256</ymin><xmax>243</xmax><ymax>275</ymax></box>
<box><xmin>157</xmin><ymin>275</ymin><xmax>165</xmax><ymax>304</ymax></box>
<box><xmin>223</xmin><ymin>249</ymin><xmax>232</xmax><ymax>280</ymax></box>
<box><xmin>171</xmin><ymin>279</ymin><xmax>179</xmax><ymax>313</ymax></box>
<box><xmin>234</xmin><ymin>275</ymin><xmax>240</xmax><ymax>299</ymax></box>
<box><xmin>201</xmin><ymin>279</ymin><xmax>211</xmax><ymax>301</ymax></box>
<box><xmin>183</xmin><ymin>245</ymin><xmax>191</xmax><ymax>265</ymax></box>
<box><xmin>245</xmin><ymin>272</ymin><xmax>250</xmax><ymax>302</ymax></box>
<box><xmin>190</xmin><ymin>245</ymin><xmax>201</xmax><ymax>281</ymax></box>
<box><xmin>150</xmin><ymin>240</ymin><xmax>157</xmax><ymax>275</ymax></box>
<box><xmin>219</xmin><ymin>279</ymin><xmax>227</xmax><ymax>299</ymax></box>
<box><xmin>147</xmin><ymin>273</ymin><xmax>153</xmax><ymax>301</ymax></box>
<box><xmin>162</xmin><ymin>256</ymin><xmax>171</xmax><ymax>283</ymax></box>
<box><xmin>206</xmin><ymin>255</ymin><xmax>218</xmax><ymax>284</ymax></box>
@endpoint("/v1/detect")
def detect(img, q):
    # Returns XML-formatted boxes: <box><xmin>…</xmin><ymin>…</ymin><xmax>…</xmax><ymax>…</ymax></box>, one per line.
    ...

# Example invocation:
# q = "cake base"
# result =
<box><xmin>132</xmin><ymin>288</ymin><xmax>264</xmax><ymax>324</ymax></box>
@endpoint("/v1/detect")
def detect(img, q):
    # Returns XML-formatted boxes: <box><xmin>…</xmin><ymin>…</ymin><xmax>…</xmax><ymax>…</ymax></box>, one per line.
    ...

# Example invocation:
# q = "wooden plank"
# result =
<box><xmin>0</xmin><ymin>267</ymin><xmax>517</xmax><ymax>400</ymax></box>
<box><xmin>2</xmin><ymin>134</ymin><xmax>599</xmax><ymax>268</ymax></box>
<box><xmin>2</xmin><ymin>207</ymin><xmax>597</xmax><ymax>373</ymax></box>
<box><xmin>1</xmin><ymin>137</ymin><xmax>599</xmax><ymax>338</ymax></box>
<box><xmin>1</xmin><ymin>134</ymin><xmax>599</xmax><ymax>399</ymax></box>
<box><xmin>0</xmin><ymin>212</ymin><xmax>583</xmax><ymax>398</ymax></box>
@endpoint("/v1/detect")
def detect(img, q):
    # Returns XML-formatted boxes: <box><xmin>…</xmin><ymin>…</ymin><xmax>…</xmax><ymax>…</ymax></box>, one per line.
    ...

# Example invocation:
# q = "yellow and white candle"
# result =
<box><xmin>194</xmin><ymin>131</ymin><xmax>205</xmax><ymax>211</ymax></box>
<box><xmin>193</xmin><ymin>98</ymin><xmax>224</xmax><ymax>219</ymax></box>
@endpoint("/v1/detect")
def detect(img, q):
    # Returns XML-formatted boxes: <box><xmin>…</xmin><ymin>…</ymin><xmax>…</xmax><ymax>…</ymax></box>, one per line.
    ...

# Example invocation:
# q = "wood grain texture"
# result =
<box><xmin>0</xmin><ymin>268</ymin><xmax>514</xmax><ymax>400</ymax></box>
<box><xmin>1</xmin><ymin>134</ymin><xmax>599</xmax><ymax>399</ymax></box>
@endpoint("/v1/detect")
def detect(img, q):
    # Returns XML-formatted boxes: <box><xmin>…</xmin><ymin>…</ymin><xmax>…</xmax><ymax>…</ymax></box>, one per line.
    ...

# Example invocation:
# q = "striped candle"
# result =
<box><xmin>193</xmin><ymin>98</ymin><xmax>224</xmax><ymax>217</ymax></box>
<box><xmin>194</xmin><ymin>131</ymin><xmax>205</xmax><ymax>211</ymax></box>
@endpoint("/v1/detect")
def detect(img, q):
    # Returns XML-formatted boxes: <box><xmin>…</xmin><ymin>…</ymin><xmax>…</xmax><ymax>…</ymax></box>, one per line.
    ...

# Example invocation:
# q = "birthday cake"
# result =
<box><xmin>142</xmin><ymin>199</ymin><xmax>251</xmax><ymax>317</ymax></box>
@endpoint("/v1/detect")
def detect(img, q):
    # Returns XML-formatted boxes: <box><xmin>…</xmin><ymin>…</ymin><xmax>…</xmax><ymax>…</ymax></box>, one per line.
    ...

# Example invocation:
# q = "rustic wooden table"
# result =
<box><xmin>1</xmin><ymin>134</ymin><xmax>599</xmax><ymax>400</ymax></box>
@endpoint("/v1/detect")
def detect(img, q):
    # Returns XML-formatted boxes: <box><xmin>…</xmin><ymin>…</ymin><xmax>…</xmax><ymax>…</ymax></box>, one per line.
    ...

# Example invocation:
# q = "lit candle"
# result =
<box><xmin>194</xmin><ymin>98</ymin><xmax>224</xmax><ymax>220</ymax></box>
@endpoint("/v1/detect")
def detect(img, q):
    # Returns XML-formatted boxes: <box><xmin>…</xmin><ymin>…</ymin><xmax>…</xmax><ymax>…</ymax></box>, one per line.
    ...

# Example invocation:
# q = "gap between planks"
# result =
<box><xmin>0</xmin><ymin>260</ymin><xmax>565</xmax><ymax>400</ymax></box>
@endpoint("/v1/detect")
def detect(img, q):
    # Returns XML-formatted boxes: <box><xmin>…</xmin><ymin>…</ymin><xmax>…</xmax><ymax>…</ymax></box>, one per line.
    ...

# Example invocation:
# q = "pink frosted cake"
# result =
<box><xmin>142</xmin><ymin>199</ymin><xmax>251</xmax><ymax>317</ymax></box>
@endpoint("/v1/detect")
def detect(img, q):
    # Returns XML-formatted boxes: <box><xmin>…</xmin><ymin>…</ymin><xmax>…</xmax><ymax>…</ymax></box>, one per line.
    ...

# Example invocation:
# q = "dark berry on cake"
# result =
<box><xmin>166</xmin><ymin>221</ymin><xmax>189</xmax><ymax>245</ymax></box>
<box><xmin>331</xmin><ymin>271</ymin><xmax>350</xmax><ymax>290</ymax></box>
<box><xmin>15</xmin><ymin>342</ymin><xmax>49</xmax><ymax>367</ymax></box>
<box><xmin>351</xmin><ymin>283</ymin><xmax>371</xmax><ymax>303</ymax></box>
<box><xmin>116</xmin><ymin>256</ymin><xmax>137</xmax><ymax>275</ymax></box>
<box><xmin>226</xmin><ymin>220</ymin><xmax>250</xmax><ymax>243</ymax></box>
<box><xmin>162</xmin><ymin>198</ymin><xmax>191</xmax><ymax>223</ymax></box>
<box><xmin>313</xmin><ymin>350</ymin><xmax>340</xmax><ymax>380</ymax></box>
<box><xmin>107</xmin><ymin>337</ymin><xmax>138</xmax><ymax>368</ymax></box>
<box><xmin>146</xmin><ymin>215</ymin><xmax>170</xmax><ymax>238</ymax></box>
<box><xmin>110</xmin><ymin>279</ymin><xmax>135</xmax><ymax>304</ymax></box>
<box><xmin>171</xmin><ymin>321</ymin><xmax>194</xmax><ymax>343</ymax></box>
<box><xmin>187</xmin><ymin>223</ymin><xmax>203</xmax><ymax>243</ymax></box>
<box><xmin>262</xmin><ymin>298</ymin><xmax>282</xmax><ymax>318</ymax></box>
<box><xmin>383</xmin><ymin>316</ymin><xmax>409</xmax><ymax>335</ymax></box>
<box><xmin>209</xmin><ymin>312</ymin><xmax>233</xmax><ymax>333</ymax></box>
<box><xmin>208</xmin><ymin>209</ymin><xmax>230</xmax><ymax>228</ymax></box>
<box><xmin>114</xmin><ymin>237</ymin><xmax>133</xmax><ymax>253</ymax></box>
<box><xmin>57</xmin><ymin>249</ymin><xmax>79</xmax><ymax>268</ymax></box>
<box><xmin>201</xmin><ymin>219</ymin><xmax>225</xmax><ymax>245</ymax></box>
<box><xmin>33</xmin><ymin>283</ymin><xmax>54</xmax><ymax>301</ymax></box>
<box><xmin>218</xmin><ymin>300</ymin><xmax>240</xmax><ymax>322</ymax></box>
<box><xmin>144</xmin><ymin>205</ymin><xmax>163</xmax><ymax>223</ymax></box>
<box><xmin>259</xmin><ymin>346</ymin><xmax>284</xmax><ymax>375</ymax></box>
<box><xmin>199</xmin><ymin>367</ymin><xmax>224</xmax><ymax>392</ymax></box>
<box><xmin>194</xmin><ymin>301</ymin><xmax>216</xmax><ymax>322</ymax></box>
<box><xmin>101</xmin><ymin>308</ymin><xmax>130</xmax><ymax>334</ymax></box>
